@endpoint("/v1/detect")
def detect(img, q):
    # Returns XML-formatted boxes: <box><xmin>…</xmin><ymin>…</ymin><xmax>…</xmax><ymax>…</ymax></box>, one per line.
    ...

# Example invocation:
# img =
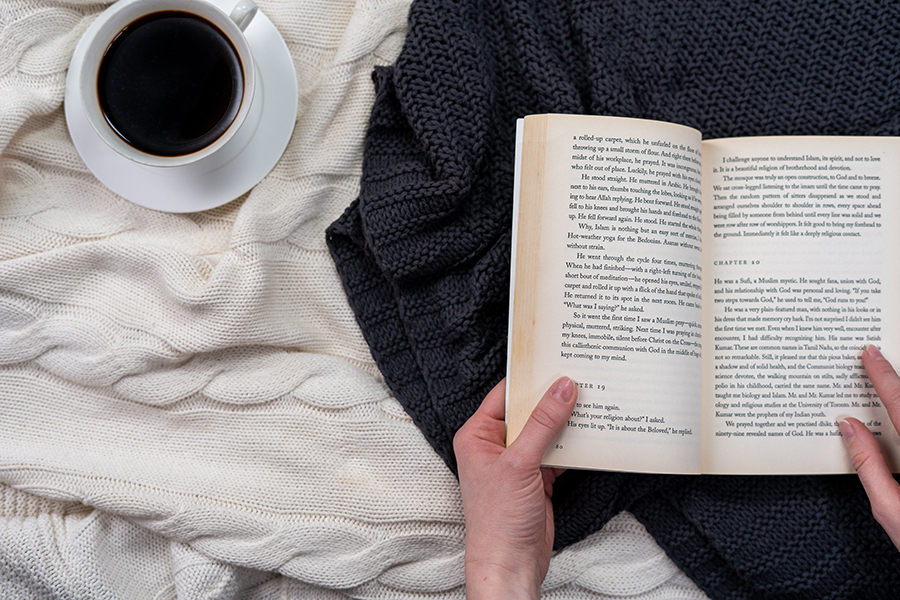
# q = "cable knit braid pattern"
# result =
<box><xmin>327</xmin><ymin>0</ymin><xmax>900</xmax><ymax>597</ymax></box>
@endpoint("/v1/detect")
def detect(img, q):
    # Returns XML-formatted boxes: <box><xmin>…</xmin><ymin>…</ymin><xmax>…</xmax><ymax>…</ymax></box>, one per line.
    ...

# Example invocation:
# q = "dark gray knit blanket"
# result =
<box><xmin>326</xmin><ymin>0</ymin><xmax>900</xmax><ymax>596</ymax></box>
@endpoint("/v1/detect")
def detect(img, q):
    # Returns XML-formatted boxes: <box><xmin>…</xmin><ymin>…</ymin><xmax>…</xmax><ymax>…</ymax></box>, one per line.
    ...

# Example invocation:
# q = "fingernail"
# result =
<box><xmin>865</xmin><ymin>344</ymin><xmax>884</xmax><ymax>360</ymax></box>
<box><xmin>550</xmin><ymin>377</ymin><xmax>575</xmax><ymax>403</ymax></box>
<box><xmin>838</xmin><ymin>418</ymin><xmax>855</xmax><ymax>443</ymax></box>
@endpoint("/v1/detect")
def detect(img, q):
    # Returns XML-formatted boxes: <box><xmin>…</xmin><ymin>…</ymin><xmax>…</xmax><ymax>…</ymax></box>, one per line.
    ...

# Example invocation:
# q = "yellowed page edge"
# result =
<box><xmin>508</xmin><ymin>114</ymin><xmax>704</xmax><ymax>474</ymax></box>
<box><xmin>507</xmin><ymin>114</ymin><xmax>549</xmax><ymax>445</ymax></box>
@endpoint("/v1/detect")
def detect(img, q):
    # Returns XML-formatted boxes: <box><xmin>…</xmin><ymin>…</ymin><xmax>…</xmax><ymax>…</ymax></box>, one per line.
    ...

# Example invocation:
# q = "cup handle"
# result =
<box><xmin>229</xmin><ymin>0</ymin><xmax>258</xmax><ymax>31</ymax></box>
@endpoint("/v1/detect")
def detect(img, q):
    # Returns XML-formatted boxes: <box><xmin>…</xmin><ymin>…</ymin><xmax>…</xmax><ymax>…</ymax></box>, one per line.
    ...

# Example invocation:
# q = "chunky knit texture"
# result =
<box><xmin>0</xmin><ymin>0</ymin><xmax>711</xmax><ymax>598</ymax></box>
<box><xmin>327</xmin><ymin>0</ymin><xmax>900</xmax><ymax>597</ymax></box>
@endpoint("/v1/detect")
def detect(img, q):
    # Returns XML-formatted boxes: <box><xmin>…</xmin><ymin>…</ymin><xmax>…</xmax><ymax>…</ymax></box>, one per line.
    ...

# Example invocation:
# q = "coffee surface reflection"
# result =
<box><xmin>97</xmin><ymin>10</ymin><xmax>244</xmax><ymax>157</ymax></box>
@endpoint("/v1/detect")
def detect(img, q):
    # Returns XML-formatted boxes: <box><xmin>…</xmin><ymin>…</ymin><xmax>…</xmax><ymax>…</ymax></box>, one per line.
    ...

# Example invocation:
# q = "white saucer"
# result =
<box><xmin>65</xmin><ymin>1</ymin><xmax>298</xmax><ymax>213</ymax></box>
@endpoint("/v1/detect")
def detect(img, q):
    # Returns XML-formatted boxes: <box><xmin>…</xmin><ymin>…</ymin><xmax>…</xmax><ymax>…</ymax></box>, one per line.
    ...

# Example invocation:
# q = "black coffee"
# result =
<box><xmin>97</xmin><ymin>11</ymin><xmax>244</xmax><ymax>157</ymax></box>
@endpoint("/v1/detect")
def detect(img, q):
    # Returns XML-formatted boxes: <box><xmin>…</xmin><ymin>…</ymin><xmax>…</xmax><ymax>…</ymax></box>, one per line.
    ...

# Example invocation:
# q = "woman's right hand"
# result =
<box><xmin>839</xmin><ymin>345</ymin><xmax>900</xmax><ymax>549</ymax></box>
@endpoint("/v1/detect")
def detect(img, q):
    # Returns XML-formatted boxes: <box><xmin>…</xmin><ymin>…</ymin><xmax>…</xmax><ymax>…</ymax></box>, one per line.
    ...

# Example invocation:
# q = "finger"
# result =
<box><xmin>862</xmin><ymin>345</ymin><xmax>900</xmax><ymax>432</ymax></box>
<box><xmin>508</xmin><ymin>377</ymin><xmax>577</xmax><ymax>468</ymax></box>
<box><xmin>454</xmin><ymin>379</ymin><xmax>508</xmax><ymax>455</ymax></box>
<box><xmin>476</xmin><ymin>378</ymin><xmax>508</xmax><ymax>422</ymax></box>
<box><xmin>839</xmin><ymin>417</ymin><xmax>900</xmax><ymax>547</ymax></box>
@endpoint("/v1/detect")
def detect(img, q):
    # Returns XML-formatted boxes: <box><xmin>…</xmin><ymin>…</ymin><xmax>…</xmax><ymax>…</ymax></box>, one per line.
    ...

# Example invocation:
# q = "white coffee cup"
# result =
<box><xmin>76</xmin><ymin>0</ymin><xmax>262</xmax><ymax>171</ymax></box>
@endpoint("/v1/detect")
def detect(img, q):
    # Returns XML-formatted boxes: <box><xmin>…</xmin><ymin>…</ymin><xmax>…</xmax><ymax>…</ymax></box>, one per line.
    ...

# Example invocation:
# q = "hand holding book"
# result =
<box><xmin>455</xmin><ymin>376</ymin><xmax>577</xmax><ymax>599</ymax></box>
<box><xmin>841</xmin><ymin>345</ymin><xmax>900</xmax><ymax>550</ymax></box>
<box><xmin>507</xmin><ymin>114</ymin><xmax>900</xmax><ymax>475</ymax></box>
<box><xmin>455</xmin><ymin>346</ymin><xmax>900</xmax><ymax>597</ymax></box>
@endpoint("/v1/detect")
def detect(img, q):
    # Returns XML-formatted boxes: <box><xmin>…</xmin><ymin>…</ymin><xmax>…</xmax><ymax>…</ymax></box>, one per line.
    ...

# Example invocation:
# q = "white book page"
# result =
<box><xmin>511</xmin><ymin>114</ymin><xmax>704</xmax><ymax>474</ymax></box>
<box><xmin>701</xmin><ymin>136</ymin><xmax>900</xmax><ymax>474</ymax></box>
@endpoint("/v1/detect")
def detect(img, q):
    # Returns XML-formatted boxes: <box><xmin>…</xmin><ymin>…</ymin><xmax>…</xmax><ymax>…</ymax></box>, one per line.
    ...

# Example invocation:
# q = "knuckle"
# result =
<box><xmin>500</xmin><ymin>449</ymin><xmax>532</xmax><ymax>475</ymax></box>
<box><xmin>528</xmin><ymin>404</ymin><xmax>557</xmax><ymax>431</ymax></box>
<box><xmin>452</xmin><ymin>426</ymin><xmax>470</xmax><ymax>455</ymax></box>
<box><xmin>881</xmin><ymin>381</ymin><xmax>900</xmax><ymax>406</ymax></box>
<box><xmin>452</xmin><ymin>424</ymin><xmax>466</xmax><ymax>446</ymax></box>
<box><xmin>869</xmin><ymin>363</ymin><xmax>900</xmax><ymax>413</ymax></box>
<box><xmin>849</xmin><ymin>448</ymin><xmax>874</xmax><ymax>474</ymax></box>
<box><xmin>870</xmin><ymin>499</ymin><xmax>893</xmax><ymax>528</ymax></box>
<box><xmin>870</xmin><ymin>485</ymin><xmax>900</xmax><ymax>530</ymax></box>
<box><xmin>502</xmin><ymin>451</ymin><xmax>526</xmax><ymax>472</ymax></box>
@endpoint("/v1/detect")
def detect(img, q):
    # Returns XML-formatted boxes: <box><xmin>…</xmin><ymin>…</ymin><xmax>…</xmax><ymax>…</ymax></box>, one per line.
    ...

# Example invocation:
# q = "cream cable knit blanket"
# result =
<box><xmin>0</xmin><ymin>1</ymin><xmax>706</xmax><ymax>598</ymax></box>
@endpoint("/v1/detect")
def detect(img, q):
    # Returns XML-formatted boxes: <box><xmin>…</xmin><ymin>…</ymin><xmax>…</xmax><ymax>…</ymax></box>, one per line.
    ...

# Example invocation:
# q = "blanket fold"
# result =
<box><xmin>3</xmin><ymin>0</ymin><xmax>715</xmax><ymax>597</ymax></box>
<box><xmin>326</xmin><ymin>0</ymin><xmax>900</xmax><ymax>596</ymax></box>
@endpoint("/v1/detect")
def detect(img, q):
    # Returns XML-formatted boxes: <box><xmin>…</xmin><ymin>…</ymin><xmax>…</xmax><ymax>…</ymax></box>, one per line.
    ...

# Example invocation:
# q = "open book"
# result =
<box><xmin>506</xmin><ymin>114</ymin><xmax>900</xmax><ymax>474</ymax></box>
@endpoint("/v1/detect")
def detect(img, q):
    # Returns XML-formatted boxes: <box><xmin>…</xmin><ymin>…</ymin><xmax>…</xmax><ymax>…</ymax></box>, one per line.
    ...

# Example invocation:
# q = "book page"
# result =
<box><xmin>701</xmin><ymin>136</ymin><xmax>900</xmax><ymax>474</ymax></box>
<box><xmin>508</xmin><ymin>114</ymin><xmax>704</xmax><ymax>474</ymax></box>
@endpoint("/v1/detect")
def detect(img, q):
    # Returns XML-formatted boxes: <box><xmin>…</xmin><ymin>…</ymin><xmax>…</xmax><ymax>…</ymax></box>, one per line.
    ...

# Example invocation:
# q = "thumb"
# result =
<box><xmin>508</xmin><ymin>377</ymin><xmax>577</xmax><ymax>468</ymax></box>
<box><xmin>839</xmin><ymin>416</ymin><xmax>900</xmax><ymax>547</ymax></box>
